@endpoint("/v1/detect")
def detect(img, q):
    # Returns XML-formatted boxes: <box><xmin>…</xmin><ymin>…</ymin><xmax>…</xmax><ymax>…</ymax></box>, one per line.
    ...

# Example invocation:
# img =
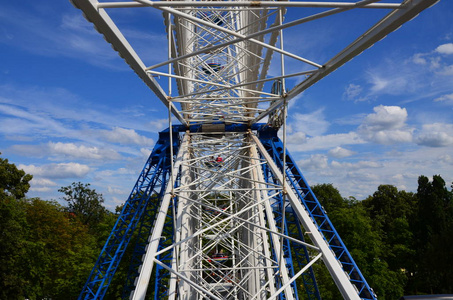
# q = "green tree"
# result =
<box><xmin>410</xmin><ymin>175</ymin><xmax>453</xmax><ymax>294</ymax></box>
<box><xmin>0</xmin><ymin>154</ymin><xmax>32</xmax><ymax>299</ymax></box>
<box><xmin>312</xmin><ymin>184</ymin><xmax>405</xmax><ymax>299</ymax></box>
<box><xmin>0</xmin><ymin>153</ymin><xmax>33</xmax><ymax>199</ymax></box>
<box><xmin>0</xmin><ymin>197</ymin><xmax>29</xmax><ymax>299</ymax></box>
<box><xmin>311</xmin><ymin>183</ymin><xmax>345</xmax><ymax>213</ymax></box>
<box><xmin>59</xmin><ymin>182</ymin><xmax>107</xmax><ymax>228</ymax></box>
<box><xmin>362</xmin><ymin>185</ymin><xmax>417</xmax><ymax>272</ymax></box>
<box><xmin>23</xmin><ymin>198</ymin><xmax>98</xmax><ymax>299</ymax></box>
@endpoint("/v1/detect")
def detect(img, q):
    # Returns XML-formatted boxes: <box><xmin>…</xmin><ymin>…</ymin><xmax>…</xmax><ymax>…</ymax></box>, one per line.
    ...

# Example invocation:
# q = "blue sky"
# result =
<box><xmin>1</xmin><ymin>1</ymin><xmax>452</xmax><ymax>210</ymax></box>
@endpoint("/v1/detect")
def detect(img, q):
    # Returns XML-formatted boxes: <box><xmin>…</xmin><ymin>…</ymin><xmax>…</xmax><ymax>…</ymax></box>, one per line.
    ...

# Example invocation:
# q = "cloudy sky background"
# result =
<box><xmin>1</xmin><ymin>1</ymin><xmax>452</xmax><ymax>210</ymax></box>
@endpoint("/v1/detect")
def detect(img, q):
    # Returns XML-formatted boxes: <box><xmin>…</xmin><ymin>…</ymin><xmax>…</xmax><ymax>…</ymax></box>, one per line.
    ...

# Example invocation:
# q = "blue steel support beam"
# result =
<box><xmin>257</xmin><ymin>125</ymin><xmax>376</xmax><ymax>300</ymax></box>
<box><xmin>286</xmin><ymin>210</ymin><xmax>322</xmax><ymax>300</ymax></box>
<box><xmin>79</xmin><ymin>128</ymin><xmax>180</xmax><ymax>300</ymax></box>
<box><xmin>121</xmin><ymin>156</ymin><xmax>173</xmax><ymax>299</ymax></box>
<box><xmin>261</xmin><ymin>160</ymin><xmax>320</xmax><ymax>300</ymax></box>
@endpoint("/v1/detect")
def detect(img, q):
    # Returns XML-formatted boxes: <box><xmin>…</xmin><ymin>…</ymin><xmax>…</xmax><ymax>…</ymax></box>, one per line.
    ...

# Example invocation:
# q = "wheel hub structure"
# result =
<box><xmin>71</xmin><ymin>0</ymin><xmax>439</xmax><ymax>299</ymax></box>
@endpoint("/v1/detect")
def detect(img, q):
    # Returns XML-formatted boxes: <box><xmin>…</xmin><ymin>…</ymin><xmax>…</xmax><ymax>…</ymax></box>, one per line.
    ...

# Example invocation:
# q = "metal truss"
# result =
<box><xmin>72</xmin><ymin>0</ymin><xmax>438</xmax><ymax>299</ymax></box>
<box><xmin>86</xmin><ymin>127</ymin><xmax>374</xmax><ymax>300</ymax></box>
<box><xmin>71</xmin><ymin>0</ymin><xmax>438</xmax><ymax>127</ymax></box>
<box><xmin>129</xmin><ymin>129</ymin><xmax>325</xmax><ymax>300</ymax></box>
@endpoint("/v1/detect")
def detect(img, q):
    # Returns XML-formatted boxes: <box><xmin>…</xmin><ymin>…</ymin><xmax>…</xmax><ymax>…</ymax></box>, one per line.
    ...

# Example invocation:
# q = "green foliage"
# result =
<box><xmin>0</xmin><ymin>153</ymin><xmax>33</xmax><ymax>199</ymax></box>
<box><xmin>23</xmin><ymin>198</ymin><xmax>98</xmax><ymax>299</ymax></box>
<box><xmin>0</xmin><ymin>154</ymin><xmax>33</xmax><ymax>298</ymax></box>
<box><xmin>0</xmin><ymin>196</ymin><xmax>29</xmax><ymax>299</ymax></box>
<box><xmin>0</xmin><ymin>156</ymin><xmax>111</xmax><ymax>299</ymax></box>
<box><xmin>2</xmin><ymin>150</ymin><xmax>452</xmax><ymax>299</ymax></box>
<box><xmin>311</xmin><ymin>183</ymin><xmax>345</xmax><ymax>213</ymax></box>
<box><xmin>362</xmin><ymin>185</ymin><xmax>417</xmax><ymax>273</ymax></box>
<box><xmin>408</xmin><ymin>175</ymin><xmax>453</xmax><ymax>294</ymax></box>
<box><xmin>58</xmin><ymin>181</ymin><xmax>108</xmax><ymax>229</ymax></box>
<box><xmin>312</xmin><ymin>183</ymin><xmax>422</xmax><ymax>299</ymax></box>
<box><xmin>0</xmin><ymin>196</ymin><xmax>100</xmax><ymax>299</ymax></box>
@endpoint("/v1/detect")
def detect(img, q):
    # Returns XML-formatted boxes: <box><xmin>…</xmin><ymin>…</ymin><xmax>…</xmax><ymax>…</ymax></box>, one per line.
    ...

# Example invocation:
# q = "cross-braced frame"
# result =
<box><xmin>71</xmin><ymin>0</ymin><xmax>439</xmax><ymax>299</ymax></box>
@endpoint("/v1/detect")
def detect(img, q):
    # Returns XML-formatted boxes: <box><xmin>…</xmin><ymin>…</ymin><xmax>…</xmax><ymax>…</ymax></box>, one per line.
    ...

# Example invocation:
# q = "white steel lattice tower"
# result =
<box><xmin>71</xmin><ymin>0</ymin><xmax>439</xmax><ymax>299</ymax></box>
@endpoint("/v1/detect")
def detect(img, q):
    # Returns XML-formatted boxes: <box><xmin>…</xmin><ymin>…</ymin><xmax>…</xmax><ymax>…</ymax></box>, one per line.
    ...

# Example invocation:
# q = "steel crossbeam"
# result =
<box><xmin>72</xmin><ymin>0</ymin><xmax>438</xmax><ymax>298</ymax></box>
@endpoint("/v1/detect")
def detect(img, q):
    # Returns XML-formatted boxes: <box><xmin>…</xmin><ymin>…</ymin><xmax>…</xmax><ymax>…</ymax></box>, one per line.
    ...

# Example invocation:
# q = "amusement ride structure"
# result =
<box><xmin>71</xmin><ymin>0</ymin><xmax>439</xmax><ymax>299</ymax></box>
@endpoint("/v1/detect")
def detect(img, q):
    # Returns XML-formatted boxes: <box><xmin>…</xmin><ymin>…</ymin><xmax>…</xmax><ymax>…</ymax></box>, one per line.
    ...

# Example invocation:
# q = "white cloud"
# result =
<box><xmin>328</xmin><ymin>146</ymin><xmax>355</xmax><ymax>158</ymax></box>
<box><xmin>438</xmin><ymin>154</ymin><xmax>452</xmax><ymax>164</ymax></box>
<box><xmin>30</xmin><ymin>178</ymin><xmax>58</xmax><ymax>187</ymax></box>
<box><xmin>434</xmin><ymin>93</ymin><xmax>453</xmax><ymax>105</ymax></box>
<box><xmin>96</xmin><ymin>167</ymin><xmax>137</xmax><ymax>178</ymax></box>
<box><xmin>435</xmin><ymin>43</ymin><xmax>453</xmax><ymax>55</ymax></box>
<box><xmin>29</xmin><ymin>178</ymin><xmax>58</xmax><ymax>193</ymax></box>
<box><xmin>345</xmin><ymin>170</ymin><xmax>380</xmax><ymax>182</ymax></box>
<box><xmin>29</xmin><ymin>186</ymin><xmax>54</xmax><ymax>193</ymax></box>
<box><xmin>415</xmin><ymin>123</ymin><xmax>453</xmax><ymax>147</ymax></box>
<box><xmin>285</xmin><ymin>131</ymin><xmax>307</xmax><ymax>145</ymax></box>
<box><xmin>297</xmin><ymin>154</ymin><xmax>328</xmax><ymax>170</ymax></box>
<box><xmin>363</xmin><ymin>105</ymin><xmax>408</xmax><ymax>131</ymax></box>
<box><xmin>148</xmin><ymin>119</ymin><xmax>169</xmax><ymax>132</ymax></box>
<box><xmin>291</xmin><ymin>109</ymin><xmax>329</xmax><ymax>136</ymax></box>
<box><xmin>107</xmin><ymin>186</ymin><xmax>128</xmax><ymax>195</ymax></box>
<box><xmin>331</xmin><ymin>160</ymin><xmax>380</xmax><ymax>170</ymax></box>
<box><xmin>370</xmin><ymin>130</ymin><xmax>413</xmax><ymax>145</ymax></box>
<box><xmin>0</xmin><ymin>103</ymin><xmax>70</xmax><ymax>137</ymax></box>
<box><xmin>368</xmin><ymin>73</ymin><xmax>391</xmax><ymax>93</ymax></box>
<box><xmin>0</xmin><ymin>7</ymin><xmax>121</xmax><ymax>68</ymax></box>
<box><xmin>412</xmin><ymin>53</ymin><xmax>427</xmax><ymax>65</ymax></box>
<box><xmin>343</xmin><ymin>83</ymin><xmax>367</xmax><ymax>102</ymax></box>
<box><xmin>429</xmin><ymin>56</ymin><xmax>442</xmax><ymax>70</ymax></box>
<box><xmin>140</xmin><ymin>148</ymin><xmax>152</xmax><ymax>158</ymax></box>
<box><xmin>358</xmin><ymin>105</ymin><xmax>413</xmax><ymax>144</ymax></box>
<box><xmin>99</xmin><ymin>127</ymin><xmax>154</xmax><ymax>146</ymax></box>
<box><xmin>438</xmin><ymin>64</ymin><xmax>453</xmax><ymax>76</ymax></box>
<box><xmin>367</xmin><ymin>68</ymin><xmax>420</xmax><ymax>96</ymax></box>
<box><xmin>362</xmin><ymin>47</ymin><xmax>451</xmax><ymax>99</ymax></box>
<box><xmin>19</xmin><ymin>162</ymin><xmax>91</xmax><ymax>179</ymax></box>
<box><xmin>290</xmin><ymin>132</ymin><xmax>364</xmax><ymax>152</ymax></box>
<box><xmin>49</xmin><ymin>142</ymin><xmax>121</xmax><ymax>160</ymax></box>
<box><xmin>10</xmin><ymin>142</ymin><xmax>122</xmax><ymax>161</ymax></box>
<box><xmin>299</xmin><ymin>139</ymin><xmax>453</xmax><ymax>200</ymax></box>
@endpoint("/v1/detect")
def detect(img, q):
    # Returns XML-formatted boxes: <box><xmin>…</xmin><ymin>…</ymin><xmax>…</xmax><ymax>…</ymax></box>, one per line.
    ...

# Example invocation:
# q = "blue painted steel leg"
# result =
<box><xmin>261</xmin><ymin>160</ymin><xmax>320</xmax><ymax>300</ymax></box>
<box><xmin>79</xmin><ymin>128</ymin><xmax>180</xmax><ymax>300</ymax></box>
<box><xmin>258</xmin><ymin>126</ymin><xmax>377</xmax><ymax>300</ymax></box>
<box><xmin>121</xmin><ymin>161</ymin><xmax>172</xmax><ymax>299</ymax></box>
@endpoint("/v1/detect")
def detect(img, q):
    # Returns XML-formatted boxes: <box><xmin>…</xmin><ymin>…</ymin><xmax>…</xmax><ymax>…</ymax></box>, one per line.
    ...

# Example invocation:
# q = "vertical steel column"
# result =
<box><xmin>131</xmin><ymin>134</ymin><xmax>188</xmax><ymax>300</ymax></box>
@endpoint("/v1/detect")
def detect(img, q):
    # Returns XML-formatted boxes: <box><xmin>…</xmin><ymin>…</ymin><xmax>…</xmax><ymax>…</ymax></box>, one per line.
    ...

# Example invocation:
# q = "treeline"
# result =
<box><xmin>1</xmin><ymin>154</ymin><xmax>452</xmax><ymax>299</ymax></box>
<box><xmin>0</xmin><ymin>156</ymin><xmax>126</xmax><ymax>300</ymax></box>
<box><xmin>310</xmin><ymin>179</ymin><xmax>453</xmax><ymax>299</ymax></box>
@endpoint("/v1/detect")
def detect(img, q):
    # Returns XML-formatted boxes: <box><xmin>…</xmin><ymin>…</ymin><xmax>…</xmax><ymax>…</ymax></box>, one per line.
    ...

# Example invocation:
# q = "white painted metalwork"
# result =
<box><xmin>137</xmin><ymin>131</ymin><xmax>318</xmax><ymax>299</ymax></box>
<box><xmin>71</xmin><ymin>0</ymin><xmax>439</xmax><ymax>298</ymax></box>
<box><xmin>72</xmin><ymin>0</ymin><xmax>438</xmax><ymax>128</ymax></box>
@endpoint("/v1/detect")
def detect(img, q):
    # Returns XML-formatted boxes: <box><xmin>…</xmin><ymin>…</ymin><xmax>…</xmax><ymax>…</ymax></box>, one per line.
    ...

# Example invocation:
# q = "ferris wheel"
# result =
<box><xmin>71</xmin><ymin>0</ymin><xmax>439</xmax><ymax>299</ymax></box>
